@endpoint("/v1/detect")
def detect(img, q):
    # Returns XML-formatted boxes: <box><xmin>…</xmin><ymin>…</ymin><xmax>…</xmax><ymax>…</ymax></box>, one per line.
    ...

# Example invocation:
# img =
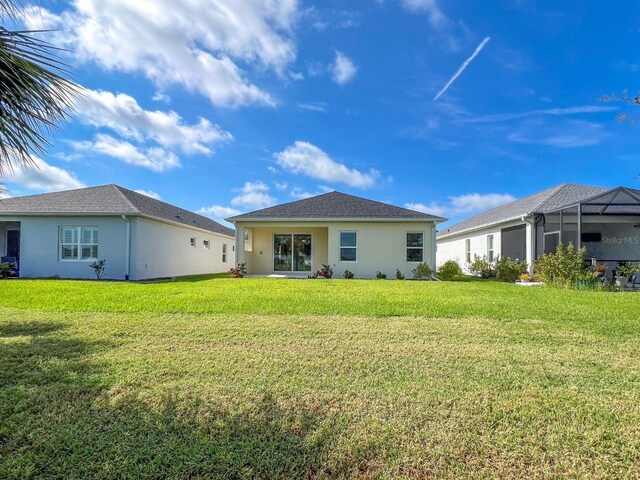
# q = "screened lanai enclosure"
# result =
<box><xmin>537</xmin><ymin>187</ymin><xmax>640</xmax><ymax>266</ymax></box>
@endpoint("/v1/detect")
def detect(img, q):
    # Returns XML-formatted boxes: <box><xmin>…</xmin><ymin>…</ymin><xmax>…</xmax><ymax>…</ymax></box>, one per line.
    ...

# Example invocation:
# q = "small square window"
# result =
<box><xmin>203</xmin><ymin>240</ymin><xmax>210</xmax><ymax>249</ymax></box>
<box><xmin>190</xmin><ymin>237</ymin><xmax>196</xmax><ymax>247</ymax></box>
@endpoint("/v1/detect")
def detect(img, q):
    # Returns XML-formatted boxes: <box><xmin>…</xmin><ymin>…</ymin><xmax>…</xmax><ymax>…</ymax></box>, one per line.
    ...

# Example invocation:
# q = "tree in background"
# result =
<box><xmin>0</xmin><ymin>0</ymin><xmax>77</xmax><ymax>193</ymax></box>
<box><xmin>600</xmin><ymin>90</ymin><xmax>640</xmax><ymax>125</ymax></box>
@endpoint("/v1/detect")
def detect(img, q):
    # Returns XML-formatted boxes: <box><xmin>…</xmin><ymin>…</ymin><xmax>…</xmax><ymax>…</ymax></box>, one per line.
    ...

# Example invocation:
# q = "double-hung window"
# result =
<box><xmin>465</xmin><ymin>239</ymin><xmax>471</xmax><ymax>263</ymax></box>
<box><xmin>340</xmin><ymin>231</ymin><xmax>357</xmax><ymax>262</ymax></box>
<box><xmin>487</xmin><ymin>235</ymin><xmax>494</xmax><ymax>262</ymax></box>
<box><xmin>406</xmin><ymin>232</ymin><xmax>424</xmax><ymax>262</ymax></box>
<box><xmin>222</xmin><ymin>243</ymin><xmax>227</xmax><ymax>263</ymax></box>
<box><xmin>60</xmin><ymin>226</ymin><xmax>98</xmax><ymax>261</ymax></box>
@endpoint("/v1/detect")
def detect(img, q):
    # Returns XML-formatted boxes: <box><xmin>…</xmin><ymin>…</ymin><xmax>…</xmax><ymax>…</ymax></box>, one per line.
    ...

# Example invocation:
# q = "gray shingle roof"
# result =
<box><xmin>227</xmin><ymin>191</ymin><xmax>447</xmax><ymax>221</ymax></box>
<box><xmin>0</xmin><ymin>184</ymin><xmax>234</xmax><ymax>237</ymax></box>
<box><xmin>437</xmin><ymin>183</ymin><xmax>608</xmax><ymax>239</ymax></box>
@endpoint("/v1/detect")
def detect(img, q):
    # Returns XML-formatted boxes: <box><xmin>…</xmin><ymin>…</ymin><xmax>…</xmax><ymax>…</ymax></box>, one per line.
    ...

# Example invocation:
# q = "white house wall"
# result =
<box><xmin>132</xmin><ymin>217</ymin><xmax>234</xmax><ymax>279</ymax></box>
<box><xmin>436</xmin><ymin>219</ymin><xmax>528</xmax><ymax>272</ymax></box>
<box><xmin>15</xmin><ymin>216</ymin><xmax>129</xmax><ymax>279</ymax></box>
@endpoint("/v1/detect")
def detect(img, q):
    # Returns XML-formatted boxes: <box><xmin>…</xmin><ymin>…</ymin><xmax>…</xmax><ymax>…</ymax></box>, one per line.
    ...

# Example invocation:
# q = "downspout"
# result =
<box><xmin>431</xmin><ymin>223</ymin><xmax>439</xmax><ymax>280</ymax></box>
<box><xmin>521</xmin><ymin>214</ymin><xmax>537</xmax><ymax>274</ymax></box>
<box><xmin>122</xmin><ymin>215</ymin><xmax>131</xmax><ymax>281</ymax></box>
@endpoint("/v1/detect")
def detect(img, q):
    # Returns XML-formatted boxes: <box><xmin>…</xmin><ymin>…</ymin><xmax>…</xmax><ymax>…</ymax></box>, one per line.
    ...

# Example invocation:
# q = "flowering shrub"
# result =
<box><xmin>228</xmin><ymin>261</ymin><xmax>247</xmax><ymax>278</ymax></box>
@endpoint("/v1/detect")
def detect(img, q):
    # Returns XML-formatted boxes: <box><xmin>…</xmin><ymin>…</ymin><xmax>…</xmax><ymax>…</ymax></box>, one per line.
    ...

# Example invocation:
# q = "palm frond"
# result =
<box><xmin>0</xmin><ymin>26</ymin><xmax>78</xmax><ymax>175</ymax></box>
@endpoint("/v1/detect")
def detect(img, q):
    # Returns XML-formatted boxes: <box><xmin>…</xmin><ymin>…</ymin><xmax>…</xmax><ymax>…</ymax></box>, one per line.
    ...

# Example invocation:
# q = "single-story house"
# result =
<box><xmin>0</xmin><ymin>184</ymin><xmax>235</xmax><ymax>280</ymax></box>
<box><xmin>226</xmin><ymin>191</ymin><xmax>446</xmax><ymax>278</ymax></box>
<box><xmin>436</xmin><ymin>183</ymin><xmax>640</xmax><ymax>273</ymax></box>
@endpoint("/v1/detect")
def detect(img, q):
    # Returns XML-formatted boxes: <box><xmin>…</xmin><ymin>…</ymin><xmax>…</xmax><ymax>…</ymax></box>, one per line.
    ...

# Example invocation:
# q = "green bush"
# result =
<box><xmin>466</xmin><ymin>255</ymin><xmax>496</xmax><ymax>279</ymax></box>
<box><xmin>0</xmin><ymin>262</ymin><xmax>12</xmax><ymax>279</ymax></box>
<box><xmin>437</xmin><ymin>260</ymin><xmax>462</xmax><ymax>281</ymax></box>
<box><xmin>411</xmin><ymin>262</ymin><xmax>433</xmax><ymax>280</ymax></box>
<box><xmin>495</xmin><ymin>256</ymin><xmax>528</xmax><ymax>283</ymax></box>
<box><xmin>534</xmin><ymin>243</ymin><xmax>587</xmax><ymax>287</ymax></box>
<box><xmin>89</xmin><ymin>259</ymin><xmax>107</xmax><ymax>280</ymax></box>
<box><xmin>395</xmin><ymin>269</ymin><xmax>405</xmax><ymax>280</ymax></box>
<box><xmin>343</xmin><ymin>270</ymin><xmax>355</xmax><ymax>279</ymax></box>
<box><xmin>375</xmin><ymin>271</ymin><xmax>387</xmax><ymax>280</ymax></box>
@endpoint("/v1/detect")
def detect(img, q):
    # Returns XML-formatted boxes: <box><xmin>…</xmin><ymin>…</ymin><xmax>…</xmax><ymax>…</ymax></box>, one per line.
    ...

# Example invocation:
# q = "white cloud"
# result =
<box><xmin>4</xmin><ymin>155</ymin><xmax>85</xmax><ymax>192</ymax></box>
<box><xmin>330</xmin><ymin>51</ymin><xmax>357</xmax><ymax>85</ymax></box>
<box><xmin>230</xmin><ymin>181</ymin><xmax>276</xmax><ymax>209</ymax></box>
<box><xmin>406</xmin><ymin>192</ymin><xmax>515</xmax><ymax>218</ymax></box>
<box><xmin>198</xmin><ymin>205</ymin><xmax>242</xmax><ymax>219</ymax></box>
<box><xmin>398</xmin><ymin>0</ymin><xmax>447</xmax><ymax>27</ymax></box>
<box><xmin>297</xmin><ymin>102</ymin><xmax>328</xmax><ymax>112</ymax></box>
<box><xmin>134</xmin><ymin>189</ymin><xmax>161</xmax><ymax>200</ymax></box>
<box><xmin>507</xmin><ymin>120</ymin><xmax>608</xmax><ymax>148</ymax></box>
<box><xmin>433</xmin><ymin>37</ymin><xmax>490</xmax><ymax>101</ymax></box>
<box><xmin>466</xmin><ymin>105</ymin><xmax>618</xmax><ymax>123</ymax></box>
<box><xmin>78</xmin><ymin>88</ymin><xmax>233</xmax><ymax>155</ymax></box>
<box><xmin>274</xmin><ymin>182</ymin><xmax>288</xmax><ymax>190</ymax></box>
<box><xmin>73</xmin><ymin>134</ymin><xmax>181</xmax><ymax>172</ymax></box>
<box><xmin>23</xmin><ymin>1</ymin><xmax>299</xmax><ymax>107</ymax></box>
<box><xmin>290</xmin><ymin>185</ymin><xmax>333</xmax><ymax>199</ymax></box>
<box><xmin>274</xmin><ymin>141</ymin><xmax>379</xmax><ymax>189</ymax></box>
<box><xmin>152</xmin><ymin>91</ymin><xmax>171</xmax><ymax>103</ymax></box>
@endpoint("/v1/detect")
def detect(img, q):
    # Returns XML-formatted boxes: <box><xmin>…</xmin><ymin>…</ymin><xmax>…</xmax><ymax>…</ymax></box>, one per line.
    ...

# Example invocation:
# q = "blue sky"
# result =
<box><xmin>3</xmin><ymin>0</ymin><xmax>639</xmax><ymax>227</ymax></box>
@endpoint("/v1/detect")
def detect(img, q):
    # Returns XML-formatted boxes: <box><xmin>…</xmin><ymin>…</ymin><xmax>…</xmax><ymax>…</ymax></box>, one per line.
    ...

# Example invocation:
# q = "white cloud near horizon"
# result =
<box><xmin>78</xmin><ymin>89</ymin><xmax>233</xmax><ymax>155</ymax></box>
<box><xmin>4</xmin><ymin>155</ymin><xmax>85</xmax><ymax>192</ymax></box>
<box><xmin>406</xmin><ymin>192</ymin><xmax>515</xmax><ymax>218</ymax></box>
<box><xmin>330</xmin><ymin>51</ymin><xmax>357</xmax><ymax>85</ymax></box>
<box><xmin>72</xmin><ymin>134</ymin><xmax>181</xmax><ymax>172</ymax></box>
<box><xmin>134</xmin><ymin>189</ymin><xmax>161</xmax><ymax>200</ymax></box>
<box><xmin>23</xmin><ymin>1</ymin><xmax>299</xmax><ymax>107</ymax></box>
<box><xmin>433</xmin><ymin>36</ymin><xmax>490</xmax><ymax>101</ymax></box>
<box><xmin>274</xmin><ymin>141</ymin><xmax>379</xmax><ymax>189</ymax></box>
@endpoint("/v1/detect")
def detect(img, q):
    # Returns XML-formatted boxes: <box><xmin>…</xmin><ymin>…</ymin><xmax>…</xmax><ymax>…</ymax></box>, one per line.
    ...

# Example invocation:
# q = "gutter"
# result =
<box><xmin>122</xmin><ymin>215</ymin><xmax>131</xmax><ymax>280</ymax></box>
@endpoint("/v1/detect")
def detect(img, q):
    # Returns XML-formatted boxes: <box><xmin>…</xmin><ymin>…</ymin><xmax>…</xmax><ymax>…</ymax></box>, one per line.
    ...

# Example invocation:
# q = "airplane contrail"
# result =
<box><xmin>433</xmin><ymin>36</ymin><xmax>490</xmax><ymax>101</ymax></box>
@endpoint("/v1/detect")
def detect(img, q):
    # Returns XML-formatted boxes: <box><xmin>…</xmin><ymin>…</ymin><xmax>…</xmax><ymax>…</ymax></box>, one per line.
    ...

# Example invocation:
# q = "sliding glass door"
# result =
<box><xmin>273</xmin><ymin>234</ymin><xmax>312</xmax><ymax>272</ymax></box>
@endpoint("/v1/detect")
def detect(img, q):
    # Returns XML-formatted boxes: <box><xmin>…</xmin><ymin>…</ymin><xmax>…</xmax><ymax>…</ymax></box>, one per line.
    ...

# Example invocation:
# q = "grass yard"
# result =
<box><xmin>1</xmin><ymin>278</ymin><xmax>639</xmax><ymax>478</ymax></box>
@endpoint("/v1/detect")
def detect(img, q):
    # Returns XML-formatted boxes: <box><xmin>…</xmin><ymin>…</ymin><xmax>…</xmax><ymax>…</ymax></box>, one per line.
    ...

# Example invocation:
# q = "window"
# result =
<box><xmin>487</xmin><ymin>235</ymin><xmax>494</xmax><ymax>262</ymax></box>
<box><xmin>406</xmin><ymin>232</ymin><xmax>424</xmax><ymax>262</ymax></box>
<box><xmin>222</xmin><ymin>243</ymin><xmax>227</xmax><ymax>263</ymax></box>
<box><xmin>465</xmin><ymin>239</ymin><xmax>471</xmax><ymax>263</ymax></box>
<box><xmin>340</xmin><ymin>231</ymin><xmax>357</xmax><ymax>262</ymax></box>
<box><xmin>60</xmin><ymin>226</ymin><xmax>98</xmax><ymax>261</ymax></box>
<box><xmin>190</xmin><ymin>237</ymin><xmax>196</xmax><ymax>247</ymax></box>
<box><xmin>203</xmin><ymin>240</ymin><xmax>210</xmax><ymax>249</ymax></box>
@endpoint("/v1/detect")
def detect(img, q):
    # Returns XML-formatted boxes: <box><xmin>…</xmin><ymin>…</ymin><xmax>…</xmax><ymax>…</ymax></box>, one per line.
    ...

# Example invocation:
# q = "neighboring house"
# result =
<box><xmin>0</xmin><ymin>185</ymin><xmax>235</xmax><ymax>280</ymax></box>
<box><xmin>226</xmin><ymin>191</ymin><xmax>446</xmax><ymax>278</ymax></box>
<box><xmin>436</xmin><ymin>183</ymin><xmax>640</xmax><ymax>273</ymax></box>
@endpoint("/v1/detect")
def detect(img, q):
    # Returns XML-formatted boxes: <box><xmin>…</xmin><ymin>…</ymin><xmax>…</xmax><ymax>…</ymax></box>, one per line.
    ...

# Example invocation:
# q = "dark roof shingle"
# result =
<box><xmin>0</xmin><ymin>184</ymin><xmax>234</xmax><ymax>237</ymax></box>
<box><xmin>227</xmin><ymin>191</ymin><xmax>446</xmax><ymax>221</ymax></box>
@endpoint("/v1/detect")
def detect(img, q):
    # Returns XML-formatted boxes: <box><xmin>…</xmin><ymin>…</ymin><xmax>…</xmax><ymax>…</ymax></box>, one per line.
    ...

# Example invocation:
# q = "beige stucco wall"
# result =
<box><xmin>236</xmin><ymin>221</ymin><xmax>436</xmax><ymax>278</ymax></box>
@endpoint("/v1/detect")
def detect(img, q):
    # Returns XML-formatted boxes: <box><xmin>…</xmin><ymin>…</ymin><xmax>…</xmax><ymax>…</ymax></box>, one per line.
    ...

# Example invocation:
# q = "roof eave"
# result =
<box><xmin>227</xmin><ymin>216</ymin><xmax>445</xmax><ymax>223</ymax></box>
<box><xmin>437</xmin><ymin>213</ymin><xmax>536</xmax><ymax>240</ymax></box>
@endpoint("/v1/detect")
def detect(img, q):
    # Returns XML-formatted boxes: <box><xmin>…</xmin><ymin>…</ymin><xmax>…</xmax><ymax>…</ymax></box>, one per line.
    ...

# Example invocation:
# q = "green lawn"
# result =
<box><xmin>1</xmin><ymin>278</ymin><xmax>639</xmax><ymax>478</ymax></box>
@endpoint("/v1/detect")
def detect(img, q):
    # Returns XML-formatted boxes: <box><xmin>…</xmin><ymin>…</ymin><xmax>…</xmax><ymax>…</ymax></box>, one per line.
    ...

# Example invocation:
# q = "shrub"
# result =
<box><xmin>519</xmin><ymin>272</ymin><xmax>532</xmax><ymax>282</ymax></box>
<box><xmin>411</xmin><ymin>262</ymin><xmax>433</xmax><ymax>280</ymax></box>
<box><xmin>376</xmin><ymin>271</ymin><xmax>387</xmax><ymax>280</ymax></box>
<box><xmin>89</xmin><ymin>259</ymin><xmax>106</xmax><ymax>280</ymax></box>
<box><xmin>495</xmin><ymin>256</ymin><xmax>528</xmax><ymax>283</ymax></box>
<box><xmin>437</xmin><ymin>260</ymin><xmax>462</xmax><ymax>281</ymax></box>
<box><xmin>0</xmin><ymin>262</ymin><xmax>12</xmax><ymax>279</ymax></box>
<box><xmin>343</xmin><ymin>270</ymin><xmax>355</xmax><ymax>279</ymax></box>
<box><xmin>466</xmin><ymin>255</ymin><xmax>495</xmax><ymax>279</ymax></box>
<box><xmin>228</xmin><ymin>261</ymin><xmax>247</xmax><ymax>278</ymax></box>
<box><xmin>395</xmin><ymin>269</ymin><xmax>405</xmax><ymax>280</ymax></box>
<box><xmin>318</xmin><ymin>264</ymin><xmax>333</xmax><ymax>279</ymax></box>
<box><xmin>534</xmin><ymin>243</ymin><xmax>586</xmax><ymax>287</ymax></box>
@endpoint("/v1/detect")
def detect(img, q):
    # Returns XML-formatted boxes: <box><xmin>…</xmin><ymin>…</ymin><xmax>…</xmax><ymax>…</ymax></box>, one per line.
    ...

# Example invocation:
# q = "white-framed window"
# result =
<box><xmin>406</xmin><ymin>232</ymin><xmax>424</xmax><ymax>262</ymax></box>
<box><xmin>190</xmin><ymin>237</ymin><xmax>196</xmax><ymax>247</ymax></box>
<box><xmin>60</xmin><ymin>226</ymin><xmax>98</xmax><ymax>261</ymax></box>
<box><xmin>340</xmin><ymin>231</ymin><xmax>357</xmax><ymax>262</ymax></box>
<box><xmin>487</xmin><ymin>235</ymin><xmax>494</xmax><ymax>262</ymax></box>
<box><xmin>465</xmin><ymin>239</ymin><xmax>471</xmax><ymax>263</ymax></box>
<box><xmin>203</xmin><ymin>240</ymin><xmax>210</xmax><ymax>249</ymax></box>
<box><xmin>222</xmin><ymin>243</ymin><xmax>227</xmax><ymax>263</ymax></box>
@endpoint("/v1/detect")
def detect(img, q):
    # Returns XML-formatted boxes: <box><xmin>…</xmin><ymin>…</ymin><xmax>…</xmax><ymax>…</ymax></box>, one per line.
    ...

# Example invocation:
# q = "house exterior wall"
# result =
<box><xmin>436</xmin><ymin>219</ymin><xmax>528</xmax><ymax>272</ymax></box>
<box><xmin>236</xmin><ymin>220</ymin><xmax>437</xmax><ymax>278</ymax></box>
<box><xmin>132</xmin><ymin>217</ymin><xmax>234</xmax><ymax>279</ymax></box>
<box><xmin>8</xmin><ymin>215</ymin><xmax>129</xmax><ymax>279</ymax></box>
